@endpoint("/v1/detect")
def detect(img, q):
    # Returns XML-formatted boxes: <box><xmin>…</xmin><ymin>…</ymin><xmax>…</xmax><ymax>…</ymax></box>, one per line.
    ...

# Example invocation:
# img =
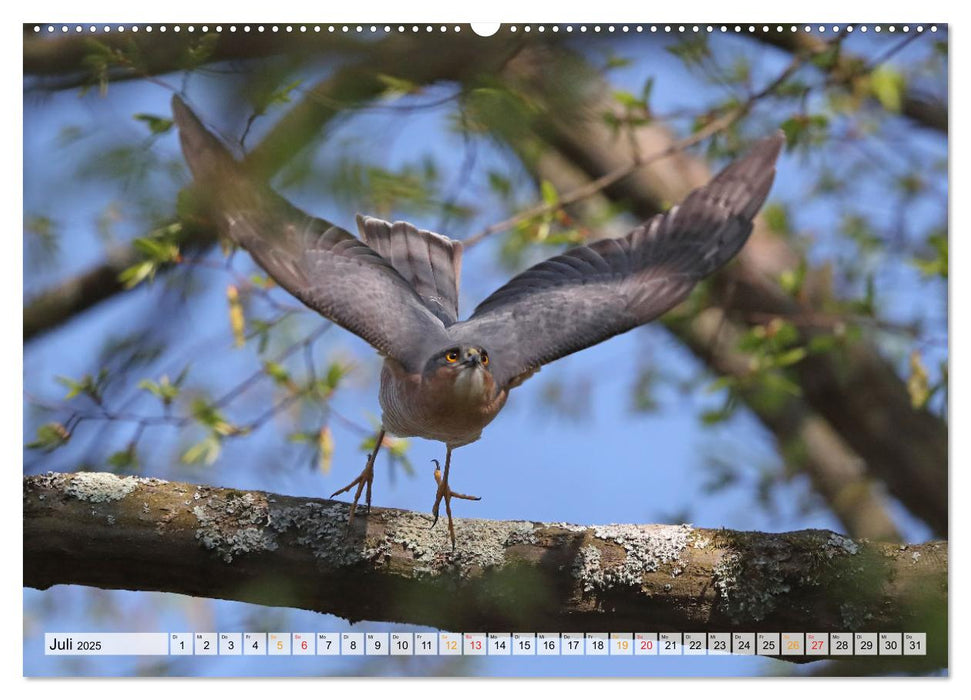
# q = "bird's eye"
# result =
<box><xmin>445</xmin><ymin>350</ymin><xmax>459</xmax><ymax>363</ymax></box>
<box><xmin>481</xmin><ymin>351</ymin><xmax>489</xmax><ymax>366</ymax></box>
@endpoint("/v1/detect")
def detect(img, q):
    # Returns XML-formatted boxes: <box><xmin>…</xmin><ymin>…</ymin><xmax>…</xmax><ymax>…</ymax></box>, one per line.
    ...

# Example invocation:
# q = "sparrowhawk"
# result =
<box><xmin>172</xmin><ymin>95</ymin><xmax>783</xmax><ymax>546</ymax></box>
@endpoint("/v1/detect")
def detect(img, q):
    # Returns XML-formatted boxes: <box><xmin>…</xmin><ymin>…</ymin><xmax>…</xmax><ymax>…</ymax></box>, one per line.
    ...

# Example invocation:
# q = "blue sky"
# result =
<box><xmin>22</xmin><ymin>27</ymin><xmax>945</xmax><ymax>677</ymax></box>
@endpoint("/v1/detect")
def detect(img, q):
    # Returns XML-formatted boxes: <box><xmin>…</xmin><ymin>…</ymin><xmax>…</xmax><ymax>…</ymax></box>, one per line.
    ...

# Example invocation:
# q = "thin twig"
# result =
<box><xmin>461</xmin><ymin>49</ymin><xmax>808</xmax><ymax>249</ymax></box>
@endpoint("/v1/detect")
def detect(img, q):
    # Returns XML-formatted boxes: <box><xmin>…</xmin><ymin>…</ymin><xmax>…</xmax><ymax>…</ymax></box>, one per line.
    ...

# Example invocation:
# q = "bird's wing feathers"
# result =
<box><xmin>451</xmin><ymin>133</ymin><xmax>784</xmax><ymax>390</ymax></box>
<box><xmin>356</xmin><ymin>215</ymin><xmax>463</xmax><ymax>326</ymax></box>
<box><xmin>172</xmin><ymin>96</ymin><xmax>449</xmax><ymax>371</ymax></box>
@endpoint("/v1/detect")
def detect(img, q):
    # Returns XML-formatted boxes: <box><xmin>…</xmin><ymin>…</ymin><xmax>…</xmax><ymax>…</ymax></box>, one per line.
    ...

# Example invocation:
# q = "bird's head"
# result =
<box><xmin>423</xmin><ymin>344</ymin><xmax>495</xmax><ymax>402</ymax></box>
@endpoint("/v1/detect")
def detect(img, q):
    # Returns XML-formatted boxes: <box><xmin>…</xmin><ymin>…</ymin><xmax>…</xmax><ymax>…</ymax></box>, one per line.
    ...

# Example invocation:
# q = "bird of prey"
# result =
<box><xmin>172</xmin><ymin>95</ymin><xmax>783</xmax><ymax>546</ymax></box>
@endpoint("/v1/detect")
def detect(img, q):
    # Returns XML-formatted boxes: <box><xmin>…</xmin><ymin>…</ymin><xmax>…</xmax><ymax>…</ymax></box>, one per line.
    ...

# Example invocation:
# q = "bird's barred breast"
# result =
<box><xmin>378</xmin><ymin>359</ymin><xmax>507</xmax><ymax>448</ymax></box>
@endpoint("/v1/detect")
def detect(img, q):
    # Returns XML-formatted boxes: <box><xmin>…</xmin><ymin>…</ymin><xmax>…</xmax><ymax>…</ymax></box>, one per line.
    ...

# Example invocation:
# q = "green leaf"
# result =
<box><xmin>774</xmin><ymin>79</ymin><xmax>811</xmax><ymax>99</ymax></box>
<box><xmin>840</xmin><ymin>214</ymin><xmax>881</xmax><ymax>254</ymax></box>
<box><xmin>326</xmin><ymin>363</ymin><xmax>349</xmax><ymax>389</ymax></box>
<box><xmin>387</xmin><ymin>437</ymin><xmax>409</xmax><ymax>458</ymax></box>
<box><xmin>133</xmin><ymin>236</ymin><xmax>179</xmax><ymax>262</ymax></box>
<box><xmin>780</xmin><ymin>114</ymin><xmax>830</xmax><ymax>148</ymax></box>
<box><xmin>907</xmin><ymin>350</ymin><xmax>931</xmax><ymax>409</ymax></box>
<box><xmin>184</xmin><ymin>32</ymin><xmax>220</xmax><ymax>69</ymax></box>
<box><xmin>26</xmin><ymin>422</ymin><xmax>71</xmax><ymax>451</ymax></box>
<box><xmin>774</xmin><ymin>347</ymin><xmax>807</xmax><ymax>368</ymax></box>
<box><xmin>190</xmin><ymin>399</ymin><xmax>237</xmax><ymax>436</ymax></box>
<box><xmin>540</xmin><ymin>180</ymin><xmax>559</xmax><ymax>206</ymax></box>
<box><xmin>911</xmin><ymin>232</ymin><xmax>948</xmax><ymax>279</ymax></box>
<box><xmin>641</xmin><ymin>77</ymin><xmax>655</xmax><ymax>104</ymax></box>
<box><xmin>666</xmin><ymin>35</ymin><xmax>710</xmax><ymax>66</ymax></box>
<box><xmin>700</xmin><ymin>407</ymin><xmax>734</xmax><ymax>425</ymax></box>
<box><xmin>809</xmin><ymin>46</ymin><xmax>841</xmax><ymax>71</ymax></box>
<box><xmin>250</xmin><ymin>273</ymin><xmax>272</xmax><ymax>288</ymax></box>
<box><xmin>487</xmin><ymin>171</ymin><xmax>512</xmax><ymax>198</ymax></box>
<box><xmin>604</xmin><ymin>52</ymin><xmax>632</xmax><ymax>70</ymax></box>
<box><xmin>854</xmin><ymin>274</ymin><xmax>877</xmax><ymax>317</ymax></box>
<box><xmin>778</xmin><ymin>263</ymin><xmax>807</xmax><ymax>297</ymax></box>
<box><xmin>630</xmin><ymin>368</ymin><xmax>659</xmax><ymax>413</ymax></box>
<box><xmin>601</xmin><ymin>111</ymin><xmax>622</xmax><ymax>132</ymax></box>
<box><xmin>119</xmin><ymin>225</ymin><xmax>183</xmax><ymax>288</ymax></box>
<box><xmin>181</xmin><ymin>436</ymin><xmax>222</xmax><ymax>466</ymax></box>
<box><xmin>314</xmin><ymin>362</ymin><xmax>351</xmax><ymax>399</ymax></box>
<box><xmin>760</xmin><ymin>371</ymin><xmax>803</xmax><ymax>398</ymax></box>
<box><xmin>263</xmin><ymin>361</ymin><xmax>291</xmax><ymax>386</ymax></box>
<box><xmin>226</xmin><ymin>285</ymin><xmax>245</xmax><ymax>348</ymax></box>
<box><xmin>318</xmin><ymin>427</ymin><xmax>334</xmax><ymax>474</ymax></box>
<box><xmin>56</xmin><ymin>371</ymin><xmax>107</xmax><ymax>402</ymax></box>
<box><xmin>707</xmin><ymin>375</ymin><xmax>738</xmax><ymax>393</ymax></box>
<box><xmin>763</xmin><ymin>202</ymin><xmax>790</xmax><ymax>237</ymax></box>
<box><xmin>770</xmin><ymin>319</ymin><xmax>799</xmax><ymax>348</ymax></box>
<box><xmin>119</xmin><ymin>261</ymin><xmax>156</xmax><ymax>289</ymax></box>
<box><xmin>133</xmin><ymin>113</ymin><xmax>174</xmax><ymax>135</ymax></box>
<box><xmin>107</xmin><ymin>445</ymin><xmax>139</xmax><ymax>471</ymax></box>
<box><xmin>57</xmin><ymin>377</ymin><xmax>85</xmax><ymax>400</ymax></box>
<box><xmin>869</xmin><ymin>66</ymin><xmax>906</xmax><ymax>113</ymax></box>
<box><xmin>264</xmin><ymin>80</ymin><xmax>303</xmax><ymax>109</ymax></box>
<box><xmin>138</xmin><ymin>374</ymin><xmax>180</xmax><ymax>406</ymax></box>
<box><xmin>808</xmin><ymin>334</ymin><xmax>839</xmax><ymax>354</ymax></box>
<box><xmin>377</xmin><ymin>74</ymin><xmax>421</xmax><ymax>95</ymax></box>
<box><xmin>612</xmin><ymin>89</ymin><xmax>643</xmax><ymax>110</ymax></box>
<box><xmin>896</xmin><ymin>173</ymin><xmax>925</xmax><ymax>197</ymax></box>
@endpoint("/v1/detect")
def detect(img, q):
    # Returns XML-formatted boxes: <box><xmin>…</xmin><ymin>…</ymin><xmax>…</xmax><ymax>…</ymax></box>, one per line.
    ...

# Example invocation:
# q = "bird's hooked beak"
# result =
<box><xmin>461</xmin><ymin>348</ymin><xmax>484</xmax><ymax>368</ymax></box>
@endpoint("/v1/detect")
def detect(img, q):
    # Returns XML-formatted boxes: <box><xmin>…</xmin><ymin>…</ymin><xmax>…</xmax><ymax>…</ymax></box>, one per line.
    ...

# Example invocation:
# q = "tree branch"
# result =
<box><xmin>242</xmin><ymin>32</ymin><xmax>523</xmax><ymax>179</ymax></box>
<box><xmin>752</xmin><ymin>30</ymin><xmax>947</xmax><ymax>134</ymax></box>
<box><xmin>23</xmin><ymin>227</ymin><xmax>217</xmax><ymax>341</ymax></box>
<box><xmin>23</xmin><ymin>29</ymin><xmax>364</xmax><ymax>92</ymax></box>
<box><xmin>25</xmin><ymin>472</ymin><xmax>946</xmax><ymax>652</ymax></box>
<box><xmin>23</xmin><ymin>32</ymin><xmax>526</xmax><ymax>341</ymax></box>
<box><xmin>498</xmin><ymin>50</ymin><xmax>947</xmax><ymax>536</ymax></box>
<box><xmin>520</xmin><ymin>145</ymin><xmax>901</xmax><ymax>542</ymax></box>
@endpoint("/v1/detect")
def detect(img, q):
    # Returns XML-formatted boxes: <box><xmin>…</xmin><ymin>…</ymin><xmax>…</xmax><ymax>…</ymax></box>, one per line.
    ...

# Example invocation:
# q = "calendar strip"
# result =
<box><xmin>45</xmin><ymin>632</ymin><xmax>927</xmax><ymax>656</ymax></box>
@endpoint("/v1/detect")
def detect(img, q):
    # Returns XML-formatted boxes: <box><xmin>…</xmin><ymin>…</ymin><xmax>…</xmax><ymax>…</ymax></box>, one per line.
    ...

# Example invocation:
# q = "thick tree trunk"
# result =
<box><xmin>25</xmin><ymin>472</ymin><xmax>947</xmax><ymax>652</ymax></box>
<box><xmin>509</xmin><ymin>62</ymin><xmax>947</xmax><ymax>536</ymax></box>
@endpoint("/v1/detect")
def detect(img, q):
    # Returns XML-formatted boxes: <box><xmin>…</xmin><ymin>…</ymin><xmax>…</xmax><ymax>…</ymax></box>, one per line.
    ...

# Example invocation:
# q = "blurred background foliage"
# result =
<box><xmin>23</xmin><ymin>23</ymin><xmax>947</xmax><ymax>676</ymax></box>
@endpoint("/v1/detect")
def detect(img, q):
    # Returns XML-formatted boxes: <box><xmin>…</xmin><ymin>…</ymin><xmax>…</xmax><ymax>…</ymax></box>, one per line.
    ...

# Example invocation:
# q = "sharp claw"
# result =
<box><xmin>429</xmin><ymin>482</ymin><xmax>477</xmax><ymax>549</ymax></box>
<box><xmin>444</xmin><ymin>493</ymin><xmax>456</xmax><ymax>549</ymax></box>
<box><xmin>430</xmin><ymin>489</ymin><xmax>443</xmax><ymax>529</ymax></box>
<box><xmin>331</xmin><ymin>464</ymin><xmax>376</xmax><ymax>525</ymax></box>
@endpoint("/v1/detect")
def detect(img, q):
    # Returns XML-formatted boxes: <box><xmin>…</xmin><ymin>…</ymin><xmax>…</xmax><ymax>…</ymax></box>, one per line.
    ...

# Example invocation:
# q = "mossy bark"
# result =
<box><xmin>25</xmin><ymin>472</ymin><xmax>946</xmax><ymax>666</ymax></box>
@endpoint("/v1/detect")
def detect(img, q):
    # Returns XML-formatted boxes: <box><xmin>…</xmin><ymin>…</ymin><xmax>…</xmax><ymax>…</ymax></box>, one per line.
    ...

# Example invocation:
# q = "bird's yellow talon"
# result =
<box><xmin>331</xmin><ymin>429</ymin><xmax>384</xmax><ymax>527</ymax></box>
<box><xmin>430</xmin><ymin>454</ymin><xmax>479</xmax><ymax>548</ymax></box>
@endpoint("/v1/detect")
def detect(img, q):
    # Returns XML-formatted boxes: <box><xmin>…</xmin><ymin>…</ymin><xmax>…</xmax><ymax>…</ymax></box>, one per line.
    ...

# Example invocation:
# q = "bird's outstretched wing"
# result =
<box><xmin>171</xmin><ymin>96</ymin><xmax>450</xmax><ymax>371</ymax></box>
<box><xmin>450</xmin><ymin>133</ymin><xmax>784</xmax><ymax>390</ymax></box>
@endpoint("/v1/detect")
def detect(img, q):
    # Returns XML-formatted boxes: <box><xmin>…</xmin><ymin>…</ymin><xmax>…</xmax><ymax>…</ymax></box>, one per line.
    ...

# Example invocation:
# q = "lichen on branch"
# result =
<box><xmin>24</xmin><ymin>472</ymin><xmax>945</xmax><ymax>654</ymax></box>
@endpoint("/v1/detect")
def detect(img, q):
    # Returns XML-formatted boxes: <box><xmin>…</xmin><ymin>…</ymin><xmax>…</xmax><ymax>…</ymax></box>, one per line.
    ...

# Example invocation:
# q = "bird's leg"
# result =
<box><xmin>431</xmin><ymin>447</ymin><xmax>481</xmax><ymax>548</ymax></box>
<box><xmin>331</xmin><ymin>427</ymin><xmax>385</xmax><ymax>526</ymax></box>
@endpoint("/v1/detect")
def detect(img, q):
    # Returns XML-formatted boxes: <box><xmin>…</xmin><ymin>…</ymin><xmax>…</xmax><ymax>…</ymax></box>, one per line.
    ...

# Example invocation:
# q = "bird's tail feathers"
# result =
<box><xmin>356</xmin><ymin>215</ymin><xmax>463</xmax><ymax>325</ymax></box>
